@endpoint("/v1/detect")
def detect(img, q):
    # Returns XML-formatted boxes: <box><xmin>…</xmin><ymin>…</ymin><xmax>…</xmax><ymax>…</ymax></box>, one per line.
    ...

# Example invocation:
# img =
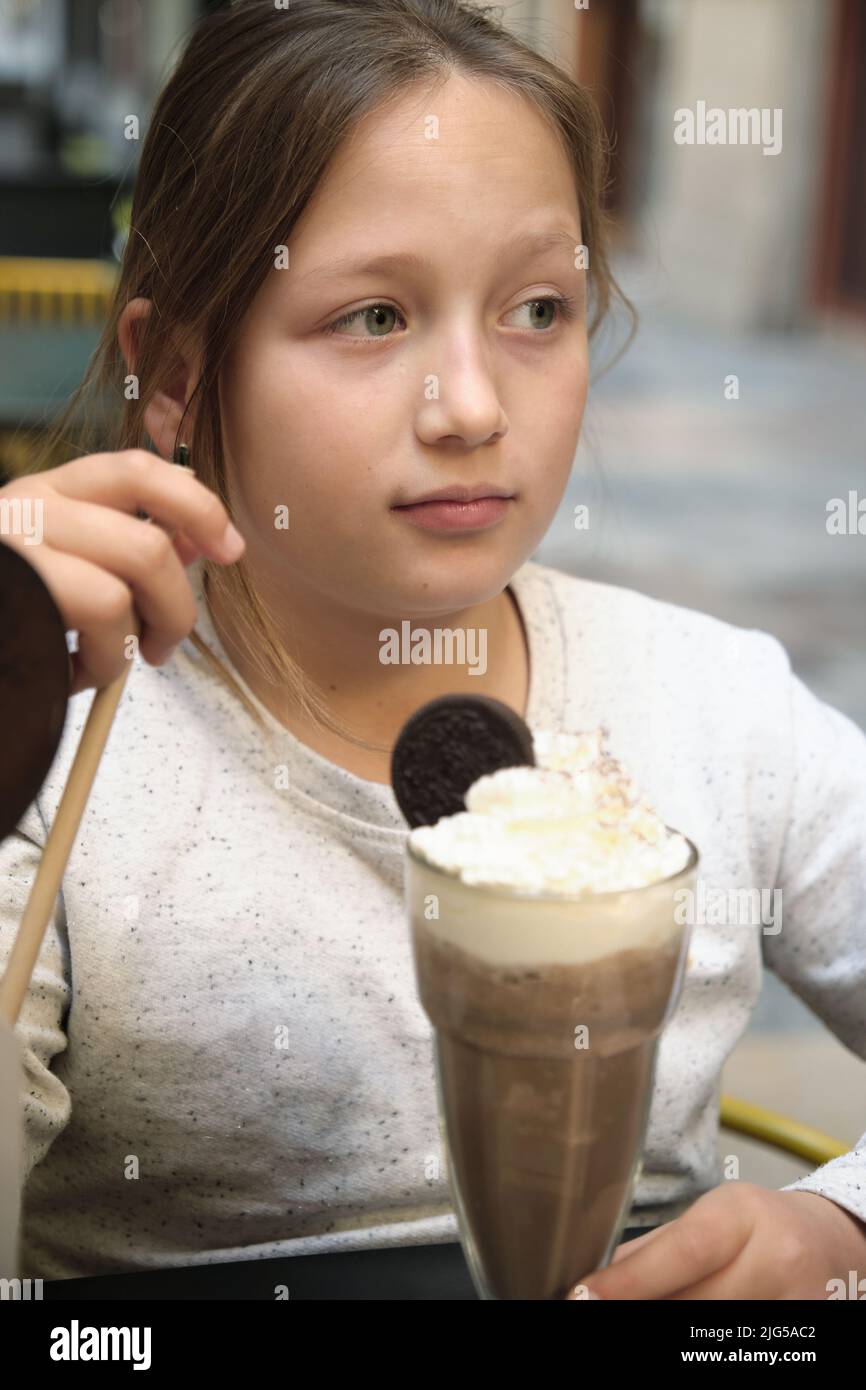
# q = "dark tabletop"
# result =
<box><xmin>43</xmin><ymin>1228</ymin><xmax>655</xmax><ymax>1300</ymax></box>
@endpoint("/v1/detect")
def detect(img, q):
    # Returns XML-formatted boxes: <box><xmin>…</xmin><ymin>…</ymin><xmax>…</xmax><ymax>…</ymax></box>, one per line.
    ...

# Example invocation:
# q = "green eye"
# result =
<box><xmin>518</xmin><ymin>300</ymin><xmax>557</xmax><ymax>330</ymax></box>
<box><xmin>323</xmin><ymin>294</ymin><xmax>579</xmax><ymax>345</ymax></box>
<box><xmin>326</xmin><ymin>304</ymin><xmax>402</xmax><ymax>338</ymax></box>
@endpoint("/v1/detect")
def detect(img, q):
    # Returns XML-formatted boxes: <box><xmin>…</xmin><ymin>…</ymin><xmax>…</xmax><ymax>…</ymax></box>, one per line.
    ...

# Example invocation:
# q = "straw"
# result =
<box><xmin>0</xmin><ymin>656</ymin><xmax>135</xmax><ymax>1027</ymax></box>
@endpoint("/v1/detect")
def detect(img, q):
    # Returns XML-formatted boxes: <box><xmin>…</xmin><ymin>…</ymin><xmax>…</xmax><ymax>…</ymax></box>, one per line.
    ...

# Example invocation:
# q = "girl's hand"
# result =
<box><xmin>0</xmin><ymin>449</ymin><xmax>245</xmax><ymax>694</ymax></box>
<box><xmin>566</xmin><ymin>1182</ymin><xmax>866</xmax><ymax>1300</ymax></box>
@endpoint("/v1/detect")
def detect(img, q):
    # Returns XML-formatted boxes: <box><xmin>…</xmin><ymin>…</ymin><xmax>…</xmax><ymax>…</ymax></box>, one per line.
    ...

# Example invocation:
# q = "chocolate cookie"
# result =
<box><xmin>391</xmin><ymin>693</ymin><xmax>535</xmax><ymax>828</ymax></box>
<box><xmin>0</xmin><ymin>541</ymin><xmax>69</xmax><ymax>843</ymax></box>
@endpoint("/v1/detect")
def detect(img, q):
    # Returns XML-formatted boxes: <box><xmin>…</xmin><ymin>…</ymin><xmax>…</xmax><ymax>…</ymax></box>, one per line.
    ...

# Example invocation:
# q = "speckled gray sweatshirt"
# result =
<box><xmin>3</xmin><ymin>554</ymin><xmax>865</xmax><ymax>1280</ymax></box>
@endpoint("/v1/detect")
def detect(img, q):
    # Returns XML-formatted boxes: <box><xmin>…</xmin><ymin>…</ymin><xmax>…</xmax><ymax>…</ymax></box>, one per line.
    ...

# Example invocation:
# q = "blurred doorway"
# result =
<box><xmin>814</xmin><ymin>0</ymin><xmax>866</xmax><ymax>321</ymax></box>
<box><xmin>573</xmin><ymin>0</ymin><xmax>640</xmax><ymax>220</ymax></box>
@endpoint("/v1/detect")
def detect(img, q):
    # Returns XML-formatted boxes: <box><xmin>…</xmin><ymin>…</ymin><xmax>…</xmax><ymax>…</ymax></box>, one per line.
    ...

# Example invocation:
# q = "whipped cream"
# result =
<box><xmin>408</xmin><ymin>728</ymin><xmax>692</xmax><ymax>896</ymax></box>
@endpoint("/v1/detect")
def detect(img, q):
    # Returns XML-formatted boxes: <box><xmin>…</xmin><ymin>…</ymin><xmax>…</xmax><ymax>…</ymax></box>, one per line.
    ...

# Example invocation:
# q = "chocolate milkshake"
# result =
<box><xmin>405</xmin><ymin>729</ymin><xmax>698</xmax><ymax>1301</ymax></box>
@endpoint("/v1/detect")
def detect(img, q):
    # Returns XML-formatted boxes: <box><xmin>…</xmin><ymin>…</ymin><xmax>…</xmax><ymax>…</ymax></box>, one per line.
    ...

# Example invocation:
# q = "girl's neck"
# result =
<box><xmin>204</xmin><ymin>568</ymin><xmax>530</xmax><ymax>785</ymax></box>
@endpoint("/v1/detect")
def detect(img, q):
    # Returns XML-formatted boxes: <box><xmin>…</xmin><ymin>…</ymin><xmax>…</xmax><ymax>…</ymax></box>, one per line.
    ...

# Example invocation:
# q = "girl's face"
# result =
<box><xmin>219</xmin><ymin>73</ymin><xmax>589</xmax><ymax>618</ymax></box>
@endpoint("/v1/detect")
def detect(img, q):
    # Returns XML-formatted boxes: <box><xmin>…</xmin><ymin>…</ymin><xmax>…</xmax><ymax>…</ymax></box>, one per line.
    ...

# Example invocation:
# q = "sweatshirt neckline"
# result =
<box><xmin>184</xmin><ymin>556</ymin><xmax>566</xmax><ymax>835</ymax></box>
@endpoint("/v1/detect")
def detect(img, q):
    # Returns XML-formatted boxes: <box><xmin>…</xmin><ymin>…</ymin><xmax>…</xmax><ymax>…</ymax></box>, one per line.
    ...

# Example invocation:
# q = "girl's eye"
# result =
<box><xmin>323</xmin><ymin>295</ymin><xmax>580</xmax><ymax>344</ymax></box>
<box><xmin>506</xmin><ymin>297</ymin><xmax>579</xmax><ymax>331</ymax></box>
<box><xmin>325</xmin><ymin>304</ymin><xmax>405</xmax><ymax>340</ymax></box>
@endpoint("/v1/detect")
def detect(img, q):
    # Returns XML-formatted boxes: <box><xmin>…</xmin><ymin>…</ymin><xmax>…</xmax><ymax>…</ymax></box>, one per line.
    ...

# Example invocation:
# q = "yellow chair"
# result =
<box><xmin>0</xmin><ymin>255</ymin><xmax>117</xmax><ymax>326</ymax></box>
<box><xmin>720</xmin><ymin>1094</ymin><xmax>849</xmax><ymax>1165</ymax></box>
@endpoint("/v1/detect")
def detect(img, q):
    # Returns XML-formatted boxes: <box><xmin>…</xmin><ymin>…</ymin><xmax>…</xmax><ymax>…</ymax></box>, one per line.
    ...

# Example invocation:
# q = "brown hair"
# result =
<box><xmin>33</xmin><ymin>0</ymin><xmax>635</xmax><ymax>745</ymax></box>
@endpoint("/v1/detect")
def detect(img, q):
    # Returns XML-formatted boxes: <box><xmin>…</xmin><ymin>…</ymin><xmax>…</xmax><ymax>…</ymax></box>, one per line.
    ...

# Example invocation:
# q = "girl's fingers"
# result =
<box><xmin>171</xmin><ymin>530</ymin><xmax>201</xmax><ymax>568</ymax></box>
<box><xmin>586</xmin><ymin>1196</ymin><xmax>753</xmax><ymax>1300</ymax></box>
<box><xmin>48</xmin><ymin>449</ymin><xmax>242</xmax><ymax>561</ymax></box>
<box><xmin>24</xmin><ymin>546</ymin><xmax>141</xmax><ymax>692</ymax></box>
<box><xmin>0</xmin><ymin>448</ymin><xmax>235</xmax><ymax>696</ymax></box>
<box><xmin>23</xmin><ymin>496</ymin><xmax>198</xmax><ymax>667</ymax></box>
<box><xmin>610</xmin><ymin>1225</ymin><xmax>668</xmax><ymax>1262</ymax></box>
<box><xmin>566</xmin><ymin>1225</ymin><xmax>668</xmax><ymax>1298</ymax></box>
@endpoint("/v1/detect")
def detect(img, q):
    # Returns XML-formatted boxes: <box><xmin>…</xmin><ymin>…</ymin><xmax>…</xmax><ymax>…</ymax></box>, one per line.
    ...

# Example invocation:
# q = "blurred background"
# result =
<box><xmin>0</xmin><ymin>0</ymin><xmax>864</xmax><ymax>1189</ymax></box>
<box><xmin>521</xmin><ymin>0</ymin><xmax>866</xmax><ymax>1193</ymax></box>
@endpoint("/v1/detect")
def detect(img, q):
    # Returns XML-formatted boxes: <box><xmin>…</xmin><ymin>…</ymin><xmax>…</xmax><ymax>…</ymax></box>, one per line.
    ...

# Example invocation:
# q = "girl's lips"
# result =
<box><xmin>392</xmin><ymin>496</ymin><xmax>513</xmax><ymax>532</ymax></box>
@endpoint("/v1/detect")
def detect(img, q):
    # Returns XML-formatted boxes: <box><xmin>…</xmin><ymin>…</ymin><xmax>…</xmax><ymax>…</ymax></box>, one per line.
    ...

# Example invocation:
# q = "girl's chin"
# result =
<box><xmin>382</xmin><ymin>567</ymin><xmax>518</xmax><ymax>614</ymax></box>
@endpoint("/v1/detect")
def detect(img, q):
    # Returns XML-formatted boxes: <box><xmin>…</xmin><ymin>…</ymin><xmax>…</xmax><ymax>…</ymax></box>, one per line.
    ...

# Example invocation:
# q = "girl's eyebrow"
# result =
<box><xmin>299</xmin><ymin>228</ymin><xmax>582</xmax><ymax>284</ymax></box>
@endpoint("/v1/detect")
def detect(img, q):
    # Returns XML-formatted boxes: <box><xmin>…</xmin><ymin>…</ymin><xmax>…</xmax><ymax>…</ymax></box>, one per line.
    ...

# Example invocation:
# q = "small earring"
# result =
<box><xmin>173</xmin><ymin>442</ymin><xmax>193</xmax><ymax>472</ymax></box>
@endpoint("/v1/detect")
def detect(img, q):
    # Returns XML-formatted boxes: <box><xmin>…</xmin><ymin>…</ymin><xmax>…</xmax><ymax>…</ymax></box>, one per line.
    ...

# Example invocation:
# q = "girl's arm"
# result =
<box><xmin>764</xmin><ymin>664</ymin><xmax>866</xmax><ymax>1220</ymax></box>
<box><xmin>0</xmin><ymin>797</ymin><xmax>72</xmax><ymax>1181</ymax></box>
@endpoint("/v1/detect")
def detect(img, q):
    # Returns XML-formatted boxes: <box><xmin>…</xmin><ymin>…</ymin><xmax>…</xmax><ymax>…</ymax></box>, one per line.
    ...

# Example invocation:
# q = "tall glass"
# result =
<box><xmin>406</xmin><ymin>834</ymin><xmax>699</xmax><ymax>1301</ymax></box>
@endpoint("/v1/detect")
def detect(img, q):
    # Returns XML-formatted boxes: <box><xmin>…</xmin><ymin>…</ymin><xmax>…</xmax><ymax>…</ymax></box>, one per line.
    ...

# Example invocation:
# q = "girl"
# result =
<box><xmin>2</xmin><ymin>0</ymin><xmax>864</xmax><ymax>1298</ymax></box>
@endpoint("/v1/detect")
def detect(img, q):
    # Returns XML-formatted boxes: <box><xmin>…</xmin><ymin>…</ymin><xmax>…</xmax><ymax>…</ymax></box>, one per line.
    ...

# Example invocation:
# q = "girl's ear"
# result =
<box><xmin>117</xmin><ymin>297</ymin><xmax>202</xmax><ymax>458</ymax></box>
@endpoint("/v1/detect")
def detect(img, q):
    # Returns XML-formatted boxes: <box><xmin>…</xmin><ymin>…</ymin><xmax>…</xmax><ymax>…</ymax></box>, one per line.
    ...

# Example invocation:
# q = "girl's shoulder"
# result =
<box><xmin>517</xmin><ymin>557</ymin><xmax>793</xmax><ymax>684</ymax></box>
